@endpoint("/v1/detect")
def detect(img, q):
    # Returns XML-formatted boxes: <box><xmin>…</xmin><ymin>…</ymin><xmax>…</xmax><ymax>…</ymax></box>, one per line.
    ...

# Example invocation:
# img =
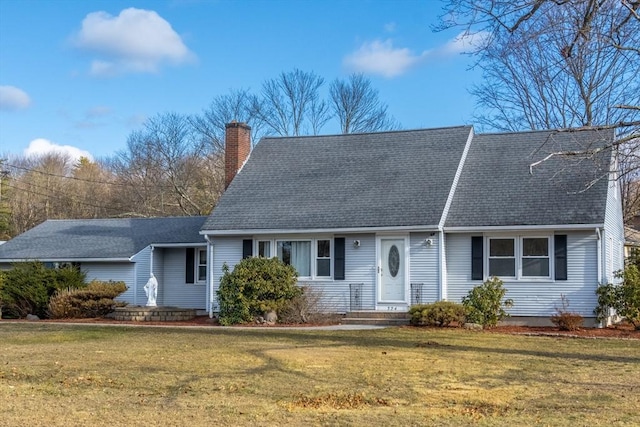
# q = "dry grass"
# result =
<box><xmin>1</xmin><ymin>323</ymin><xmax>639</xmax><ymax>426</ymax></box>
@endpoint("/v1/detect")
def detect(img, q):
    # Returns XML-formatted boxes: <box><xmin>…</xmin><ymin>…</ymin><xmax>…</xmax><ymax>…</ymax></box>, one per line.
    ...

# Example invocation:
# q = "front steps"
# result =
<box><xmin>341</xmin><ymin>311</ymin><xmax>410</xmax><ymax>326</ymax></box>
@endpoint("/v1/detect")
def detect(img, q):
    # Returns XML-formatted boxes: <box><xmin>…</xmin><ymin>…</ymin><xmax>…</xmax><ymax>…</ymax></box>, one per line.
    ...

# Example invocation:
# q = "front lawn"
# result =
<box><xmin>1</xmin><ymin>324</ymin><xmax>638</xmax><ymax>426</ymax></box>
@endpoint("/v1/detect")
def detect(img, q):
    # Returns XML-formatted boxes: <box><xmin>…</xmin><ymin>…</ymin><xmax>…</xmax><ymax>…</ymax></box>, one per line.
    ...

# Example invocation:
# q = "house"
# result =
<box><xmin>625</xmin><ymin>226</ymin><xmax>640</xmax><ymax>261</ymax></box>
<box><xmin>0</xmin><ymin>216</ymin><xmax>209</xmax><ymax>310</ymax></box>
<box><xmin>200</xmin><ymin>122</ymin><xmax>624</xmax><ymax>326</ymax></box>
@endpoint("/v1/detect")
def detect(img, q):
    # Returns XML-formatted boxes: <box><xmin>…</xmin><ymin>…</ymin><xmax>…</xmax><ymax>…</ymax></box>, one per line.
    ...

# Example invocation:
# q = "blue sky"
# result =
<box><xmin>0</xmin><ymin>0</ymin><xmax>483</xmax><ymax>161</ymax></box>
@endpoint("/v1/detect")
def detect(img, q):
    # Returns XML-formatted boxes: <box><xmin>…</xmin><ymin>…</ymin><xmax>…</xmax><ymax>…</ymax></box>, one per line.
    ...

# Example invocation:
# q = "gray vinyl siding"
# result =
<box><xmin>334</xmin><ymin>233</ymin><xmax>376</xmax><ymax>312</ymax></box>
<box><xmin>132</xmin><ymin>247</ymin><xmax>152</xmax><ymax>306</ymax></box>
<box><xmin>160</xmin><ymin>248</ymin><xmax>207</xmax><ymax>309</ymax></box>
<box><xmin>81</xmin><ymin>262</ymin><xmax>136</xmax><ymax>304</ymax></box>
<box><xmin>603</xmin><ymin>174</ymin><xmax>625</xmax><ymax>284</ymax></box>
<box><xmin>446</xmin><ymin>231</ymin><xmax>599</xmax><ymax>317</ymax></box>
<box><xmin>409</xmin><ymin>232</ymin><xmax>439</xmax><ymax>304</ymax></box>
<box><xmin>210</xmin><ymin>236</ymin><xmax>246</xmax><ymax>312</ymax></box>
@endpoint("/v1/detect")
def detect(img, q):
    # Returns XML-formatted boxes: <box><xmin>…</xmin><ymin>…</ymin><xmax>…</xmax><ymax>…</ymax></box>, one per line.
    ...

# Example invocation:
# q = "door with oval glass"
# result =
<box><xmin>379</xmin><ymin>238</ymin><xmax>406</xmax><ymax>303</ymax></box>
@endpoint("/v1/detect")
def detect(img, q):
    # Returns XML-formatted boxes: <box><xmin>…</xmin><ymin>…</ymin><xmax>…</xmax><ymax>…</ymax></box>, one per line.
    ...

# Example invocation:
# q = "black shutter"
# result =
<box><xmin>471</xmin><ymin>236</ymin><xmax>484</xmax><ymax>280</ymax></box>
<box><xmin>242</xmin><ymin>239</ymin><xmax>253</xmax><ymax>259</ymax></box>
<box><xmin>334</xmin><ymin>237</ymin><xmax>345</xmax><ymax>280</ymax></box>
<box><xmin>185</xmin><ymin>248</ymin><xmax>195</xmax><ymax>284</ymax></box>
<box><xmin>554</xmin><ymin>235</ymin><xmax>567</xmax><ymax>280</ymax></box>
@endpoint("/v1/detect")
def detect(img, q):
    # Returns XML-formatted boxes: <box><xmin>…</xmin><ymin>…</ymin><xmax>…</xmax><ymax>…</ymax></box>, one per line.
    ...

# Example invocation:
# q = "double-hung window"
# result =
<box><xmin>197</xmin><ymin>249</ymin><xmax>207</xmax><ymax>282</ymax></box>
<box><xmin>486</xmin><ymin>236</ymin><xmax>551</xmax><ymax>279</ymax></box>
<box><xmin>316</xmin><ymin>240</ymin><xmax>331</xmax><ymax>277</ymax></box>
<box><xmin>488</xmin><ymin>238</ymin><xmax>516</xmax><ymax>277</ymax></box>
<box><xmin>521</xmin><ymin>237</ymin><xmax>549</xmax><ymax>277</ymax></box>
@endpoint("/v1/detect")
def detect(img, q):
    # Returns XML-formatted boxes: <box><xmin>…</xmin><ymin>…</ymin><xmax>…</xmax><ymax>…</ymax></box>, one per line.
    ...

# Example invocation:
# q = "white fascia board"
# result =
<box><xmin>0</xmin><ymin>257</ymin><xmax>132</xmax><ymax>263</ymax></box>
<box><xmin>444</xmin><ymin>223</ymin><xmax>604</xmax><ymax>233</ymax></box>
<box><xmin>150</xmin><ymin>243</ymin><xmax>206</xmax><ymax>248</ymax></box>
<box><xmin>200</xmin><ymin>225</ymin><xmax>441</xmax><ymax>236</ymax></box>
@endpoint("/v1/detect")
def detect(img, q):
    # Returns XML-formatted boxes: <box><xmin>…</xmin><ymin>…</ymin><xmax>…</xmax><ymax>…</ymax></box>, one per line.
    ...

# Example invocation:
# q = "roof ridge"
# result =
<box><xmin>261</xmin><ymin>125</ymin><xmax>472</xmax><ymax>141</ymax></box>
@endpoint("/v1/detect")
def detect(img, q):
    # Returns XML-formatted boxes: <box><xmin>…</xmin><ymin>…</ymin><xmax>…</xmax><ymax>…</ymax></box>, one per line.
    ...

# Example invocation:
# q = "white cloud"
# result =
<box><xmin>72</xmin><ymin>7</ymin><xmax>195</xmax><ymax>76</ymax></box>
<box><xmin>0</xmin><ymin>85</ymin><xmax>31</xmax><ymax>111</ymax></box>
<box><xmin>344</xmin><ymin>39</ymin><xmax>428</xmax><ymax>78</ymax></box>
<box><xmin>439</xmin><ymin>31</ymin><xmax>489</xmax><ymax>55</ymax></box>
<box><xmin>24</xmin><ymin>139</ymin><xmax>93</xmax><ymax>162</ymax></box>
<box><xmin>344</xmin><ymin>32</ymin><xmax>490</xmax><ymax>78</ymax></box>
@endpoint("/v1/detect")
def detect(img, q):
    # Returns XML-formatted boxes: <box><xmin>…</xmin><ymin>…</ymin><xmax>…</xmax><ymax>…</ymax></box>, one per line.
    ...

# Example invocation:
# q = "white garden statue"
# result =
<box><xmin>144</xmin><ymin>273</ymin><xmax>158</xmax><ymax>307</ymax></box>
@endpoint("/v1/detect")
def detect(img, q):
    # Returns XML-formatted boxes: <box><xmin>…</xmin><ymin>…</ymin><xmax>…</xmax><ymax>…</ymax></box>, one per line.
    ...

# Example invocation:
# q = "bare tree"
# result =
<box><xmin>253</xmin><ymin>69</ymin><xmax>329</xmax><ymax>136</ymax></box>
<box><xmin>439</xmin><ymin>0</ymin><xmax>640</xmax><ymax>220</ymax></box>
<box><xmin>190</xmin><ymin>89</ymin><xmax>265</xmax><ymax>149</ymax></box>
<box><xmin>330</xmin><ymin>73</ymin><xmax>399</xmax><ymax>133</ymax></box>
<box><xmin>110</xmin><ymin>112</ymin><xmax>220</xmax><ymax>217</ymax></box>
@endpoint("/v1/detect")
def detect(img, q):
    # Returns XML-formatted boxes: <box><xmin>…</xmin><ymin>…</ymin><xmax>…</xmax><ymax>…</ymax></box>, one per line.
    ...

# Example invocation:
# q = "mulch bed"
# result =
<box><xmin>6</xmin><ymin>316</ymin><xmax>639</xmax><ymax>339</ymax></box>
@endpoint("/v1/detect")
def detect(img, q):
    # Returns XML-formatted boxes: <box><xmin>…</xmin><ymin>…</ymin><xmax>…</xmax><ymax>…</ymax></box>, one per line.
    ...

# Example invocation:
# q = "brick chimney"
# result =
<box><xmin>225</xmin><ymin>121</ymin><xmax>251</xmax><ymax>189</ymax></box>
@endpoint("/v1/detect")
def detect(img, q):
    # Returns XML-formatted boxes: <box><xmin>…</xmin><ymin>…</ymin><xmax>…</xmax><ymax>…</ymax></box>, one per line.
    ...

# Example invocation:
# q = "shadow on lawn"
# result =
<box><xmin>206</xmin><ymin>328</ymin><xmax>640</xmax><ymax>365</ymax></box>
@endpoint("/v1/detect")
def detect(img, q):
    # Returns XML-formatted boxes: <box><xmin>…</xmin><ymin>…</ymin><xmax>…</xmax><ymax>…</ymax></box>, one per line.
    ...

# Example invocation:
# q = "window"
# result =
<box><xmin>277</xmin><ymin>240</ymin><xmax>311</xmax><ymax>277</ymax></box>
<box><xmin>316</xmin><ymin>240</ymin><xmax>331</xmax><ymax>277</ymax></box>
<box><xmin>489</xmin><ymin>238</ymin><xmax>516</xmax><ymax>277</ymax></box>
<box><xmin>197</xmin><ymin>249</ymin><xmax>207</xmax><ymax>281</ymax></box>
<box><xmin>258</xmin><ymin>241</ymin><xmax>271</xmax><ymax>257</ymax></box>
<box><xmin>522</xmin><ymin>237</ymin><xmax>549</xmax><ymax>277</ymax></box>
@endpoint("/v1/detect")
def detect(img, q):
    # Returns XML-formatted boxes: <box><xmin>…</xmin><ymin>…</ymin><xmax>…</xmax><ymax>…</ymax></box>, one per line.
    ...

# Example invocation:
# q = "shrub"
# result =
<box><xmin>550</xmin><ymin>294</ymin><xmax>583</xmax><ymax>331</ymax></box>
<box><xmin>409</xmin><ymin>301</ymin><xmax>466</xmax><ymax>327</ymax></box>
<box><xmin>278</xmin><ymin>286</ymin><xmax>331</xmax><ymax>323</ymax></box>
<box><xmin>48</xmin><ymin>280</ymin><xmax>128</xmax><ymax>319</ymax></box>
<box><xmin>462</xmin><ymin>277</ymin><xmax>514</xmax><ymax>328</ymax></box>
<box><xmin>595</xmin><ymin>265</ymin><xmax>640</xmax><ymax>329</ymax></box>
<box><xmin>0</xmin><ymin>262</ymin><xmax>86</xmax><ymax>318</ymax></box>
<box><xmin>217</xmin><ymin>257</ymin><xmax>302</xmax><ymax>325</ymax></box>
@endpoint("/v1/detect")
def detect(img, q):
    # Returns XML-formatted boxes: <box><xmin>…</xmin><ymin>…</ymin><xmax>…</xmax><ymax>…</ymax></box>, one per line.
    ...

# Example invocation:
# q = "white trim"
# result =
<box><xmin>0</xmin><ymin>257</ymin><xmax>132</xmax><ymax>263</ymax></box>
<box><xmin>438</xmin><ymin>229</ymin><xmax>447</xmax><ymax>301</ymax></box>
<box><xmin>201</xmin><ymin>225</ymin><xmax>440</xmax><ymax>236</ymax></box>
<box><xmin>151</xmin><ymin>243</ymin><xmax>206</xmax><ymax>248</ymax></box>
<box><xmin>596</xmin><ymin>228</ymin><xmax>603</xmax><ymax>284</ymax></box>
<box><xmin>439</xmin><ymin>127</ymin><xmax>474</xmax><ymax>228</ymax></box>
<box><xmin>376</xmin><ymin>235</ymin><xmax>410</xmax><ymax>306</ymax></box>
<box><xmin>445</xmin><ymin>224</ymin><xmax>604</xmax><ymax>233</ymax></box>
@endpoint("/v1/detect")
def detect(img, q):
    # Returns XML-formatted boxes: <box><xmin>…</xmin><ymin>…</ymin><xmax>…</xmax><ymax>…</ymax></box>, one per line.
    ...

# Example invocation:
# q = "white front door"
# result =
<box><xmin>379</xmin><ymin>238</ymin><xmax>407</xmax><ymax>303</ymax></box>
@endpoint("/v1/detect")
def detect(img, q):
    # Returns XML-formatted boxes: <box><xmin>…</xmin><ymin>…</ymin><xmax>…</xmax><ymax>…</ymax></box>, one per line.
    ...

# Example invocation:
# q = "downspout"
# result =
<box><xmin>595</xmin><ymin>228</ymin><xmax>602</xmax><ymax>284</ymax></box>
<box><xmin>439</xmin><ymin>228</ymin><xmax>447</xmax><ymax>301</ymax></box>
<box><xmin>205</xmin><ymin>235</ymin><xmax>214</xmax><ymax>318</ymax></box>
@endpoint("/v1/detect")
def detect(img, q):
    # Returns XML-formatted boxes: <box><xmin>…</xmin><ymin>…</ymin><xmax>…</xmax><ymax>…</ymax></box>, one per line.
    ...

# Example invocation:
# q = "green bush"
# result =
<box><xmin>409</xmin><ymin>301</ymin><xmax>466</xmax><ymax>327</ymax></box>
<box><xmin>0</xmin><ymin>262</ymin><xmax>86</xmax><ymax>318</ymax></box>
<box><xmin>462</xmin><ymin>277</ymin><xmax>514</xmax><ymax>328</ymax></box>
<box><xmin>595</xmin><ymin>265</ymin><xmax>640</xmax><ymax>330</ymax></box>
<box><xmin>48</xmin><ymin>280</ymin><xmax>128</xmax><ymax>319</ymax></box>
<box><xmin>217</xmin><ymin>257</ymin><xmax>302</xmax><ymax>325</ymax></box>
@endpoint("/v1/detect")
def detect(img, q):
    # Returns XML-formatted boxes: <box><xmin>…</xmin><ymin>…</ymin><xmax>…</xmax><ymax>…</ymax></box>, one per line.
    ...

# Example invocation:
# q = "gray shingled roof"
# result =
<box><xmin>445</xmin><ymin>129</ymin><xmax>613</xmax><ymax>227</ymax></box>
<box><xmin>202</xmin><ymin>126</ymin><xmax>473</xmax><ymax>232</ymax></box>
<box><xmin>0</xmin><ymin>216</ymin><xmax>206</xmax><ymax>261</ymax></box>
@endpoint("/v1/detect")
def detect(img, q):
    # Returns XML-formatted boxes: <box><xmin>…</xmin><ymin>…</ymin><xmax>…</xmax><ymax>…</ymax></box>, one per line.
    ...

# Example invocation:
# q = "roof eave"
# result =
<box><xmin>444</xmin><ymin>223</ymin><xmax>605</xmax><ymax>233</ymax></box>
<box><xmin>201</xmin><ymin>224</ymin><xmax>441</xmax><ymax>236</ymax></box>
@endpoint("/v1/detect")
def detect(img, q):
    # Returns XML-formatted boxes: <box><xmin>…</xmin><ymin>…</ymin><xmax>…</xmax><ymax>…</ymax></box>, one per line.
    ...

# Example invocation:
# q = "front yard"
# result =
<box><xmin>1</xmin><ymin>323</ymin><xmax>638</xmax><ymax>426</ymax></box>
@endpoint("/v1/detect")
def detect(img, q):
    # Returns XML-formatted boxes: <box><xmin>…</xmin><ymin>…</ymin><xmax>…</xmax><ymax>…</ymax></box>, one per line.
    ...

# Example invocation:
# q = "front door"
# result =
<box><xmin>379</xmin><ymin>238</ymin><xmax>406</xmax><ymax>303</ymax></box>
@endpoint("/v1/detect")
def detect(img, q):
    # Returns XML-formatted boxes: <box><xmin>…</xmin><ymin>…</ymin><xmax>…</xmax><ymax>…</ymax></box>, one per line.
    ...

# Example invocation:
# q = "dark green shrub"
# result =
<box><xmin>48</xmin><ymin>280</ymin><xmax>128</xmax><ymax>319</ymax></box>
<box><xmin>217</xmin><ymin>257</ymin><xmax>301</xmax><ymax>325</ymax></box>
<box><xmin>0</xmin><ymin>262</ymin><xmax>86</xmax><ymax>318</ymax></box>
<box><xmin>595</xmin><ymin>265</ymin><xmax>640</xmax><ymax>329</ymax></box>
<box><xmin>550</xmin><ymin>294</ymin><xmax>583</xmax><ymax>331</ymax></box>
<box><xmin>409</xmin><ymin>301</ymin><xmax>466</xmax><ymax>327</ymax></box>
<box><xmin>462</xmin><ymin>277</ymin><xmax>514</xmax><ymax>328</ymax></box>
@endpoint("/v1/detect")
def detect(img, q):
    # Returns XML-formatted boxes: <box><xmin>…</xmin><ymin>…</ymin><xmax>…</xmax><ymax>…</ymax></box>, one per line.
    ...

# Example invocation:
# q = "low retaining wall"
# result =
<box><xmin>114</xmin><ymin>306</ymin><xmax>196</xmax><ymax>322</ymax></box>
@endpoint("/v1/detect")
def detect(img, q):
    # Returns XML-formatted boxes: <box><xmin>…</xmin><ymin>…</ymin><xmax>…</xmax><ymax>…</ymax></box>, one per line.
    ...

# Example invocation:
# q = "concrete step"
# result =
<box><xmin>341</xmin><ymin>311</ymin><xmax>410</xmax><ymax>326</ymax></box>
<box><xmin>341</xmin><ymin>317</ymin><xmax>410</xmax><ymax>326</ymax></box>
<box><xmin>345</xmin><ymin>311</ymin><xmax>410</xmax><ymax>319</ymax></box>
